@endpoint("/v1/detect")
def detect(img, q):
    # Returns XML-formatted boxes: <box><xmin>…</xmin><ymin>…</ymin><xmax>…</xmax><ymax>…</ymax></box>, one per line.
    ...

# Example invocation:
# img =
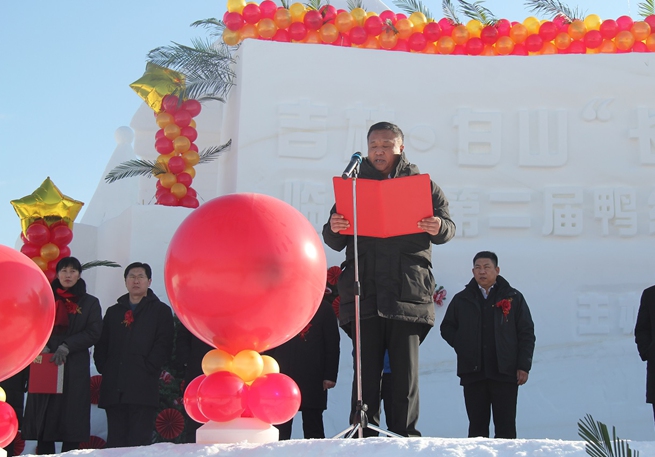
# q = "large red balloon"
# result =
<box><xmin>0</xmin><ymin>245</ymin><xmax>55</xmax><ymax>381</ymax></box>
<box><xmin>183</xmin><ymin>375</ymin><xmax>209</xmax><ymax>424</ymax></box>
<box><xmin>197</xmin><ymin>371</ymin><xmax>246</xmax><ymax>422</ymax></box>
<box><xmin>0</xmin><ymin>402</ymin><xmax>18</xmax><ymax>448</ymax></box>
<box><xmin>247</xmin><ymin>373</ymin><xmax>300</xmax><ymax>425</ymax></box>
<box><xmin>164</xmin><ymin>193</ymin><xmax>327</xmax><ymax>354</ymax></box>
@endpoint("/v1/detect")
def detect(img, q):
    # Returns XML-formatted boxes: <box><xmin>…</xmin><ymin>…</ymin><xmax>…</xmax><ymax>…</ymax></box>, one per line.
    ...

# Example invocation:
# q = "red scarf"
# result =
<box><xmin>53</xmin><ymin>288</ymin><xmax>79</xmax><ymax>333</ymax></box>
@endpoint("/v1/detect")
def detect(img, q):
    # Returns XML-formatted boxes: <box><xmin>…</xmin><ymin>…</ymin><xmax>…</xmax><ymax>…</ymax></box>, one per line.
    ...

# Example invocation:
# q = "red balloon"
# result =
<box><xmin>525</xmin><ymin>34</ymin><xmax>544</xmax><ymax>53</ymax></box>
<box><xmin>242</xmin><ymin>3</ymin><xmax>262</xmax><ymax>24</ymax></box>
<box><xmin>176</xmin><ymin>172</ymin><xmax>193</xmax><ymax>188</ymax></box>
<box><xmin>304</xmin><ymin>10</ymin><xmax>323</xmax><ymax>31</ymax></box>
<box><xmin>197</xmin><ymin>371</ymin><xmax>246</xmax><ymax>422</ymax></box>
<box><xmin>58</xmin><ymin>245</ymin><xmax>71</xmax><ymax>259</ymax></box>
<box><xmin>25</xmin><ymin>224</ymin><xmax>50</xmax><ymax>246</ymax></box>
<box><xmin>173</xmin><ymin>110</ymin><xmax>192</xmax><ymax>128</ymax></box>
<box><xmin>349</xmin><ymin>26</ymin><xmax>368</xmax><ymax>45</ymax></box>
<box><xmin>289</xmin><ymin>22</ymin><xmax>308</xmax><ymax>41</ymax></box>
<box><xmin>407</xmin><ymin>32</ymin><xmax>427</xmax><ymax>51</ymax></box>
<box><xmin>50</xmin><ymin>225</ymin><xmax>73</xmax><ymax>247</ymax></box>
<box><xmin>45</xmin><ymin>269</ymin><xmax>56</xmax><ymax>283</ymax></box>
<box><xmin>438</xmin><ymin>17</ymin><xmax>455</xmax><ymax>36</ymax></box>
<box><xmin>480</xmin><ymin>25</ymin><xmax>499</xmax><ymax>44</ymax></box>
<box><xmin>186</xmin><ymin>187</ymin><xmax>198</xmax><ymax>198</ymax></box>
<box><xmin>248</xmin><ymin>374</ymin><xmax>300</xmax><ymax>425</ymax></box>
<box><xmin>539</xmin><ymin>21</ymin><xmax>557</xmax><ymax>41</ymax></box>
<box><xmin>599</xmin><ymin>19</ymin><xmax>618</xmax><ymax>39</ymax></box>
<box><xmin>569</xmin><ymin>39</ymin><xmax>586</xmax><ymax>54</ymax></box>
<box><xmin>319</xmin><ymin>5</ymin><xmax>337</xmax><ymax>23</ymax></box>
<box><xmin>511</xmin><ymin>43</ymin><xmax>528</xmax><ymax>55</ymax></box>
<box><xmin>181</xmin><ymin>99</ymin><xmax>202</xmax><ymax>117</ymax></box>
<box><xmin>272</xmin><ymin>29</ymin><xmax>291</xmax><ymax>42</ymax></box>
<box><xmin>161</xmin><ymin>95</ymin><xmax>180</xmax><ymax>113</ymax></box>
<box><xmin>183</xmin><ymin>375</ymin><xmax>209</xmax><ymax>423</ymax></box>
<box><xmin>633</xmin><ymin>41</ymin><xmax>648</xmax><ymax>52</ymax></box>
<box><xmin>616</xmin><ymin>15</ymin><xmax>634</xmax><ymax>32</ymax></box>
<box><xmin>164</xmin><ymin>194</ymin><xmax>327</xmax><ymax>354</ymax></box>
<box><xmin>155</xmin><ymin>138</ymin><xmax>174</xmax><ymax>155</ymax></box>
<box><xmin>333</xmin><ymin>33</ymin><xmax>351</xmax><ymax>47</ymax></box>
<box><xmin>157</xmin><ymin>192</ymin><xmax>179</xmax><ymax>207</ymax></box>
<box><xmin>188</xmin><ymin>143</ymin><xmax>199</xmax><ymax>153</ymax></box>
<box><xmin>224</xmin><ymin>12</ymin><xmax>245</xmax><ymax>31</ymax></box>
<box><xmin>168</xmin><ymin>156</ymin><xmax>186</xmax><ymax>175</ymax></box>
<box><xmin>645</xmin><ymin>15</ymin><xmax>655</xmax><ymax>30</ymax></box>
<box><xmin>155</xmin><ymin>129</ymin><xmax>165</xmax><ymax>140</ymax></box>
<box><xmin>20</xmin><ymin>242</ymin><xmax>41</xmax><ymax>259</ymax></box>
<box><xmin>379</xmin><ymin>10</ymin><xmax>397</xmax><ymax>24</ymax></box>
<box><xmin>583</xmin><ymin>30</ymin><xmax>603</xmax><ymax>49</ymax></box>
<box><xmin>179</xmin><ymin>195</ymin><xmax>200</xmax><ymax>209</ymax></box>
<box><xmin>423</xmin><ymin>22</ymin><xmax>442</xmax><ymax>42</ymax></box>
<box><xmin>496</xmin><ymin>19</ymin><xmax>511</xmax><ymax>36</ymax></box>
<box><xmin>465</xmin><ymin>37</ymin><xmax>484</xmax><ymax>55</ymax></box>
<box><xmin>0</xmin><ymin>402</ymin><xmax>18</xmax><ymax>448</ymax></box>
<box><xmin>0</xmin><ymin>246</ymin><xmax>55</xmax><ymax>381</ymax></box>
<box><xmin>393</xmin><ymin>38</ymin><xmax>409</xmax><ymax>52</ymax></box>
<box><xmin>364</xmin><ymin>15</ymin><xmax>384</xmax><ymax>36</ymax></box>
<box><xmin>259</xmin><ymin>0</ymin><xmax>277</xmax><ymax>19</ymax></box>
<box><xmin>180</xmin><ymin>126</ymin><xmax>198</xmax><ymax>143</ymax></box>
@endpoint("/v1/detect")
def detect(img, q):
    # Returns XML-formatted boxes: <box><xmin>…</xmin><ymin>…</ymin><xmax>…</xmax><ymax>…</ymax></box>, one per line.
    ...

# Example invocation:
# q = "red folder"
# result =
<box><xmin>28</xmin><ymin>355</ymin><xmax>64</xmax><ymax>394</ymax></box>
<box><xmin>332</xmin><ymin>174</ymin><xmax>433</xmax><ymax>238</ymax></box>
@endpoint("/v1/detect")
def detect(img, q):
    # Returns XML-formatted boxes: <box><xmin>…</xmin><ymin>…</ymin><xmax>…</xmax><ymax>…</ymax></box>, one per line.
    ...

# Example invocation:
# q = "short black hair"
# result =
<box><xmin>473</xmin><ymin>251</ymin><xmax>498</xmax><ymax>267</ymax></box>
<box><xmin>124</xmin><ymin>262</ymin><xmax>152</xmax><ymax>280</ymax></box>
<box><xmin>367</xmin><ymin>121</ymin><xmax>404</xmax><ymax>142</ymax></box>
<box><xmin>56</xmin><ymin>257</ymin><xmax>82</xmax><ymax>273</ymax></box>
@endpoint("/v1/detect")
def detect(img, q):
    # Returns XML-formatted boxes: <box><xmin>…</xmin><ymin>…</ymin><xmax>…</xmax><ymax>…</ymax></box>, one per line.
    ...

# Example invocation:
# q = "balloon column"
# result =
<box><xmin>221</xmin><ymin>0</ymin><xmax>655</xmax><ymax>55</ymax></box>
<box><xmin>130</xmin><ymin>63</ymin><xmax>201</xmax><ymax>208</ymax></box>
<box><xmin>11</xmin><ymin>178</ymin><xmax>83</xmax><ymax>282</ymax></box>
<box><xmin>164</xmin><ymin>193</ymin><xmax>327</xmax><ymax>442</ymax></box>
<box><xmin>0</xmin><ymin>244</ymin><xmax>57</xmax><ymax>447</ymax></box>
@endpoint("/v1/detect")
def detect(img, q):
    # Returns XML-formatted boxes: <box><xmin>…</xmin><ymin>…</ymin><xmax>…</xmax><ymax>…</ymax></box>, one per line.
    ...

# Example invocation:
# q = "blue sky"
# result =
<box><xmin>0</xmin><ymin>0</ymin><xmax>638</xmax><ymax>249</ymax></box>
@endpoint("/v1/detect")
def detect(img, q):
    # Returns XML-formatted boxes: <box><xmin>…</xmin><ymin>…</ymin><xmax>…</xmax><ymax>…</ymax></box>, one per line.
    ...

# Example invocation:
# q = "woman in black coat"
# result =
<box><xmin>635</xmin><ymin>285</ymin><xmax>655</xmax><ymax>426</ymax></box>
<box><xmin>23</xmin><ymin>257</ymin><xmax>103</xmax><ymax>454</ymax></box>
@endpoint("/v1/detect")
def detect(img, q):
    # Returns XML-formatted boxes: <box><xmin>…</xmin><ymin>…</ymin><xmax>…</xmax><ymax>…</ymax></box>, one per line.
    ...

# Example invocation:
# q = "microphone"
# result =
<box><xmin>341</xmin><ymin>152</ymin><xmax>362</xmax><ymax>179</ymax></box>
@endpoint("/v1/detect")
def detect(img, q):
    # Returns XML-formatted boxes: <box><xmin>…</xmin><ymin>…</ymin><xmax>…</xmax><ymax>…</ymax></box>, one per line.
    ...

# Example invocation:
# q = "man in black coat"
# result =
<box><xmin>323</xmin><ymin>121</ymin><xmax>455</xmax><ymax>437</ymax></box>
<box><xmin>440</xmin><ymin>251</ymin><xmax>535</xmax><ymax>439</ymax></box>
<box><xmin>94</xmin><ymin>262</ymin><xmax>174</xmax><ymax>448</ymax></box>
<box><xmin>268</xmin><ymin>298</ymin><xmax>340</xmax><ymax>440</ymax></box>
<box><xmin>635</xmin><ymin>285</ymin><xmax>655</xmax><ymax>427</ymax></box>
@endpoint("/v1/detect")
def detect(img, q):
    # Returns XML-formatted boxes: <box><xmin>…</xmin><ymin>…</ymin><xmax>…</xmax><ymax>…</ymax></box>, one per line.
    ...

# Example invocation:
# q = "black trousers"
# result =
<box><xmin>463</xmin><ymin>378</ymin><xmax>519</xmax><ymax>439</ymax></box>
<box><xmin>276</xmin><ymin>408</ymin><xmax>325</xmax><ymax>440</ymax></box>
<box><xmin>350</xmin><ymin>315</ymin><xmax>422</xmax><ymax>437</ymax></box>
<box><xmin>105</xmin><ymin>404</ymin><xmax>158</xmax><ymax>448</ymax></box>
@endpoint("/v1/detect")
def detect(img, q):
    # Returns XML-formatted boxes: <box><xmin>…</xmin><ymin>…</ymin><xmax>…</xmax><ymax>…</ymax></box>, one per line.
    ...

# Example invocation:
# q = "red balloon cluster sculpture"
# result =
<box><xmin>154</xmin><ymin>95</ymin><xmax>202</xmax><ymax>208</ymax></box>
<box><xmin>20</xmin><ymin>219</ymin><xmax>73</xmax><ymax>283</ymax></box>
<box><xmin>164</xmin><ymin>193</ymin><xmax>327</xmax><ymax>436</ymax></box>
<box><xmin>221</xmin><ymin>0</ymin><xmax>655</xmax><ymax>55</ymax></box>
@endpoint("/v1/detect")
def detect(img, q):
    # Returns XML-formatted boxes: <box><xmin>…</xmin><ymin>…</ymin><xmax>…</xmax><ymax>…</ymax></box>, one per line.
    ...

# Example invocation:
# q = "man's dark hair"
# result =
<box><xmin>56</xmin><ymin>256</ymin><xmax>82</xmax><ymax>273</ymax></box>
<box><xmin>473</xmin><ymin>251</ymin><xmax>498</xmax><ymax>267</ymax></box>
<box><xmin>124</xmin><ymin>262</ymin><xmax>152</xmax><ymax>280</ymax></box>
<box><xmin>367</xmin><ymin>121</ymin><xmax>404</xmax><ymax>142</ymax></box>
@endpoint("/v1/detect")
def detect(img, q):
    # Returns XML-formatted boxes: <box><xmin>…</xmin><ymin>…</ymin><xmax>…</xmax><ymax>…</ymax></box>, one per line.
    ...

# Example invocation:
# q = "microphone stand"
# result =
<box><xmin>333</xmin><ymin>165</ymin><xmax>401</xmax><ymax>439</ymax></box>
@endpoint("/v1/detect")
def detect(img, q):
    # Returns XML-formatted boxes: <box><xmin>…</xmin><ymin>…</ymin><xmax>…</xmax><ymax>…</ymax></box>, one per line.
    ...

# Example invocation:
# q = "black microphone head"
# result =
<box><xmin>352</xmin><ymin>152</ymin><xmax>362</xmax><ymax>163</ymax></box>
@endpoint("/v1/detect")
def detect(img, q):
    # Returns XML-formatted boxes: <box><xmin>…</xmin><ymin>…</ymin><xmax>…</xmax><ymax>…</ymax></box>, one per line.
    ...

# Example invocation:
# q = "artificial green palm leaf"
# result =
<box><xmin>524</xmin><ymin>0</ymin><xmax>585</xmax><ymax>22</ymax></box>
<box><xmin>105</xmin><ymin>160</ymin><xmax>167</xmax><ymax>183</ymax></box>
<box><xmin>578</xmin><ymin>414</ymin><xmax>640</xmax><ymax>457</ymax></box>
<box><xmin>148</xmin><ymin>38</ymin><xmax>236</xmax><ymax>101</ymax></box>
<box><xmin>81</xmin><ymin>260</ymin><xmax>121</xmax><ymax>271</ymax></box>
<box><xmin>190</xmin><ymin>18</ymin><xmax>225</xmax><ymax>39</ymax></box>
<box><xmin>346</xmin><ymin>0</ymin><xmax>365</xmax><ymax>10</ymax></box>
<box><xmin>458</xmin><ymin>0</ymin><xmax>497</xmax><ymax>25</ymax></box>
<box><xmin>305</xmin><ymin>0</ymin><xmax>324</xmax><ymax>11</ymax></box>
<box><xmin>638</xmin><ymin>0</ymin><xmax>655</xmax><ymax>17</ymax></box>
<box><xmin>394</xmin><ymin>0</ymin><xmax>434</xmax><ymax>20</ymax></box>
<box><xmin>442</xmin><ymin>0</ymin><xmax>461</xmax><ymax>25</ymax></box>
<box><xmin>197</xmin><ymin>139</ymin><xmax>232</xmax><ymax>164</ymax></box>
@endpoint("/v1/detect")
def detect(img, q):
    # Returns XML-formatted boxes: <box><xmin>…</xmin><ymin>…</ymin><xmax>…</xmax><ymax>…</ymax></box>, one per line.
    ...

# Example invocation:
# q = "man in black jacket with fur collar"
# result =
<box><xmin>440</xmin><ymin>251</ymin><xmax>535</xmax><ymax>439</ymax></box>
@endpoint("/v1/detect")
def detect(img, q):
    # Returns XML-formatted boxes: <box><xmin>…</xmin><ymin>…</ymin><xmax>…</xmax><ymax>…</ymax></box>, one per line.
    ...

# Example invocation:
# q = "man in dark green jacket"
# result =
<box><xmin>440</xmin><ymin>251</ymin><xmax>535</xmax><ymax>439</ymax></box>
<box><xmin>323</xmin><ymin>121</ymin><xmax>455</xmax><ymax>437</ymax></box>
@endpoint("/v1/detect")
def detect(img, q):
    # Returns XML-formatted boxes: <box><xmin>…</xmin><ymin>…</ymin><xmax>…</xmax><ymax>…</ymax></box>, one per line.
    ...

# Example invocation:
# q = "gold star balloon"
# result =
<box><xmin>130</xmin><ymin>62</ymin><xmax>186</xmax><ymax>112</ymax></box>
<box><xmin>10</xmin><ymin>177</ymin><xmax>84</xmax><ymax>234</ymax></box>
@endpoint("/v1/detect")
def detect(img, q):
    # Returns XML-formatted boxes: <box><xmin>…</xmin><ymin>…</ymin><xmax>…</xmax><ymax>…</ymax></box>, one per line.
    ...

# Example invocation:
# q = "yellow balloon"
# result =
<box><xmin>223</xmin><ymin>28</ymin><xmax>241</xmax><ymax>46</ymax></box>
<box><xmin>170</xmin><ymin>183</ymin><xmax>188</xmax><ymax>199</ymax></box>
<box><xmin>584</xmin><ymin>14</ymin><xmax>602</xmax><ymax>31</ymax></box>
<box><xmin>227</xmin><ymin>0</ymin><xmax>246</xmax><ymax>13</ymax></box>
<box><xmin>159</xmin><ymin>172</ymin><xmax>177</xmax><ymax>189</ymax></box>
<box><xmin>232</xmin><ymin>350</ymin><xmax>264</xmax><ymax>382</ymax></box>
<box><xmin>182</xmin><ymin>151</ymin><xmax>200</xmax><ymax>167</ymax></box>
<box><xmin>466</xmin><ymin>19</ymin><xmax>482</xmax><ymax>38</ymax></box>
<box><xmin>156</xmin><ymin>112</ymin><xmax>175</xmax><ymax>129</ymax></box>
<box><xmin>189</xmin><ymin>119</ymin><xmax>196</xmax><ymax>129</ymax></box>
<box><xmin>183</xmin><ymin>166</ymin><xmax>197</xmax><ymax>179</ymax></box>
<box><xmin>0</xmin><ymin>387</ymin><xmax>5</xmax><ymax>402</ymax></box>
<box><xmin>350</xmin><ymin>8</ymin><xmax>367</xmax><ymax>26</ymax></box>
<box><xmin>257</xmin><ymin>18</ymin><xmax>278</xmax><ymax>39</ymax></box>
<box><xmin>365</xmin><ymin>11</ymin><xmax>378</xmax><ymax>18</ymax></box>
<box><xmin>523</xmin><ymin>16</ymin><xmax>540</xmax><ymax>35</ymax></box>
<box><xmin>632</xmin><ymin>21</ymin><xmax>652</xmax><ymax>41</ymax></box>
<box><xmin>395</xmin><ymin>18</ymin><xmax>414</xmax><ymax>40</ymax></box>
<box><xmin>260</xmin><ymin>355</ymin><xmax>280</xmax><ymax>375</ymax></box>
<box><xmin>378</xmin><ymin>29</ymin><xmax>398</xmax><ymax>49</ymax></box>
<box><xmin>202</xmin><ymin>348</ymin><xmax>234</xmax><ymax>375</ymax></box>
<box><xmin>495</xmin><ymin>35</ymin><xmax>515</xmax><ymax>55</ymax></box>
<box><xmin>452</xmin><ymin>25</ymin><xmax>470</xmax><ymax>45</ymax></box>
<box><xmin>40</xmin><ymin>243</ymin><xmax>60</xmax><ymax>261</ymax></box>
<box><xmin>408</xmin><ymin>12</ymin><xmax>427</xmax><ymax>32</ymax></box>
<box><xmin>240</xmin><ymin>23</ymin><xmax>259</xmax><ymax>40</ymax></box>
<box><xmin>568</xmin><ymin>19</ymin><xmax>586</xmax><ymax>40</ymax></box>
<box><xmin>289</xmin><ymin>2</ymin><xmax>306</xmax><ymax>22</ymax></box>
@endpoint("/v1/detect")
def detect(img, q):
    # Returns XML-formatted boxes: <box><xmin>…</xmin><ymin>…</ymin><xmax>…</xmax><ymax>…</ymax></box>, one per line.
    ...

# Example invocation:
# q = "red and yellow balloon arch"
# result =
<box><xmin>221</xmin><ymin>0</ymin><xmax>655</xmax><ymax>55</ymax></box>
